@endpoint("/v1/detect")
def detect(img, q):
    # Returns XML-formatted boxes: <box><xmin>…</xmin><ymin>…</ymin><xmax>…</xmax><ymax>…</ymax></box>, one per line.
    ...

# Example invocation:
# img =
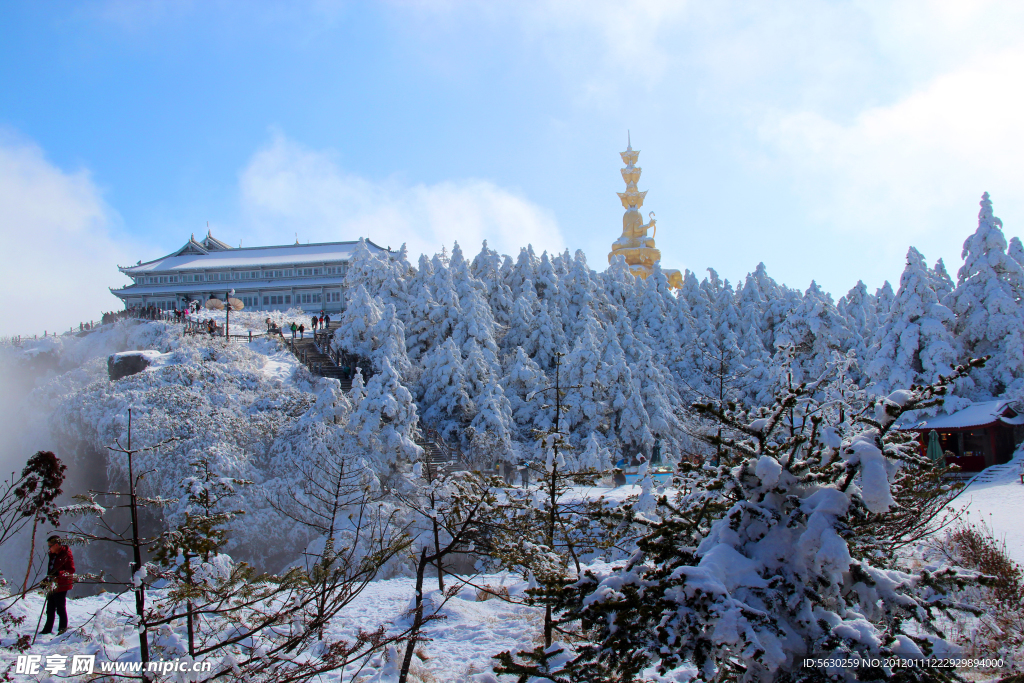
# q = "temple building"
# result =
<box><xmin>608</xmin><ymin>136</ymin><xmax>683</xmax><ymax>288</ymax></box>
<box><xmin>111</xmin><ymin>232</ymin><xmax>390</xmax><ymax>312</ymax></box>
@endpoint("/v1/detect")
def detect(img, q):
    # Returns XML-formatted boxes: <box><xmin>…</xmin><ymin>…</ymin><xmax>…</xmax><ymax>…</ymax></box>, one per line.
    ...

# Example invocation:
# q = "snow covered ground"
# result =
<box><xmin>3</xmin><ymin>572</ymin><xmax>541</xmax><ymax>683</ymax></box>
<box><xmin>949</xmin><ymin>449</ymin><xmax>1024</xmax><ymax>566</ymax></box>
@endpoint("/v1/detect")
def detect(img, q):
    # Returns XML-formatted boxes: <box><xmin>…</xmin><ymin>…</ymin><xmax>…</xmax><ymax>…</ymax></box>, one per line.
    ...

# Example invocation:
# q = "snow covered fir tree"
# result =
<box><xmin>2</xmin><ymin>139</ymin><xmax>1024</xmax><ymax>681</ymax></box>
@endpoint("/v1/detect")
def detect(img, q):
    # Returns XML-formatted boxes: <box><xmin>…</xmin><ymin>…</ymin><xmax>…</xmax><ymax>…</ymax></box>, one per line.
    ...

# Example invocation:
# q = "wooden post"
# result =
<box><xmin>988</xmin><ymin>428</ymin><xmax>997</xmax><ymax>468</ymax></box>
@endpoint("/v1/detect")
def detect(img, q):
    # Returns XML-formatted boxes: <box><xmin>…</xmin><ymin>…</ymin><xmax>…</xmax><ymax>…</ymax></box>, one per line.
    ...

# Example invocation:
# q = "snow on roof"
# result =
<box><xmin>121</xmin><ymin>239</ymin><xmax>388</xmax><ymax>274</ymax></box>
<box><xmin>904</xmin><ymin>400</ymin><xmax>1024</xmax><ymax>431</ymax></box>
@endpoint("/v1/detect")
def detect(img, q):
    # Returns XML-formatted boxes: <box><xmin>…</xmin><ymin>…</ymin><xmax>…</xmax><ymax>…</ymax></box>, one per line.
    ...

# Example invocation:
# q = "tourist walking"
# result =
<box><xmin>39</xmin><ymin>536</ymin><xmax>74</xmax><ymax>635</ymax></box>
<box><xmin>299</xmin><ymin>323</ymin><xmax>305</xmax><ymax>339</ymax></box>
<box><xmin>311</xmin><ymin>315</ymin><xmax>318</xmax><ymax>332</ymax></box>
<box><xmin>290</xmin><ymin>322</ymin><xmax>297</xmax><ymax>339</ymax></box>
<box><xmin>324</xmin><ymin>314</ymin><xmax>331</xmax><ymax>328</ymax></box>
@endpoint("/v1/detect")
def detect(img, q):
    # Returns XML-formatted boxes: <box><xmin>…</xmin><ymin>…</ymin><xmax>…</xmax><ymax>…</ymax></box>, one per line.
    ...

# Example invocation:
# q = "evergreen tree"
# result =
<box><xmin>333</xmin><ymin>284</ymin><xmax>383</xmax><ymax>360</ymax></box>
<box><xmin>837</xmin><ymin>280</ymin><xmax>877</xmax><ymax>384</ymax></box>
<box><xmin>875</xmin><ymin>280</ymin><xmax>895</xmax><ymax>321</ymax></box>
<box><xmin>867</xmin><ymin>247</ymin><xmax>958</xmax><ymax>396</ymax></box>
<box><xmin>576</xmin><ymin>432</ymin><xmax>613</xmax><ymax>472</ymax></box>
<box><xmin>419</xmin><ymin>338</ymin><xmax>474</xmax><ymax>435</ymax></box>
<box><xmin>428</xmin><ymin>260</ymin><xmax>463</xmax><ymax>350</ymax></box>
<box><xmin>501</xmin><ymin>346</ymin><xmax>551</xmax><ymax>434</ymax></box>
<box><xmin>347</xmin><ymin>357</ymin><xmax>422</xmax><ymax>469</ymax></box>
<box><xmin>634</xmin><ymin>264</ymin><xmax>680</xmax><ymax>356</ymax></box>
<box><xmin>343</xmin><ymin>238</ymin><xmax>409</xmax><ymax>312</ymax></box>
<box><xmin>463</xmin><ymin>339</ymin><xmax>501</xmax><ymax>410</ymax></box>
<box><xmin>450</xmin><ymin>240</ymin><xmax>486</xmax><ymax>302</ymax></box>
<box><xmin>453</xmin><ymin>288</ymin><xmax>500</xmax><ymax>361</ymax></box>
<box><xmin>348</xmin><ymin>367</ymin><xmax>366</xmax><ymax>404</ymax></box>
<box><xmin>502</xmin><ymin>282</ymin><xmax>539</xmax><ymax>354</ymax></box>
<box><xmin>616</xmin><ymin>376</ymin><xmax>654</xmax><ymax>460</ymax></box>
<box><xmin>509</xmin><ymin>245</ymin><xmax>539</xmax><ymax>299</ymax></box>
<box><xmin>512</xmin><ymin>365</ymin><xmax>984</xmax><ymax>682</ymax></box>
<box><xmin>950</xmin><ymin>192</ymin><xmax>1024</xmax><ymax>398</ymax></box>
<box><xmin>563</xmin><ymin>326</ymin><xmax>608</xmax><ymax>439</ymax></box>
<box><xmin>563</xmin><ymin>250</ymin><xmax>599</xmax><ymax>326</ymax></box>
<box><xmin>468</xmin><ymin>382</ymin><xmax>518</xmax><ymax>465</ymax></box>
<box><xmin>371</xmin><ymin>303</ymin><xmax>413</xmax><ymax>380</ymax></box>
<box><xmin>1009</xmin><ymin>235</ymin><xmax>1024</xmax><ymax>269</ymax></box>
<box><xmin>632</xmin><ymin>347</ymin><xmax>685</xmax><ymax>459</ymax></box>
<box><xmin>751</xmin><ymin>262</ymin><xmax>797</xmax><ymax>352</ymax></box>
<box><xmin>526</xmin><ymin>301</ymin><xmax>568</xmax><ymax>370</ymax></box>
<box><xmin>602</xmin><ymin>254</ymin><xmax>639</xmax><ymax>312</ymax></box>
<box><xmin>737</xmin><ymin>318</ymin><xmax>772</xmax><ymax>408</ymax></box>
<box><xmin>931</xmin><ymin>258</ymin><xmax>955</xmax><ymax>301</ymax></box>
<box><xmin>493</xmin><ymin>353</ymin><xmax>607</xmax><ymax>680</ymax></box>
<box><xmin>773</xmin><ymin>281</ymin><xmax>851</xmax><ymax>387</ymax></box>
<box><xmin>536</xmin><ymin>251</ymin><xmax>561</xmax><ymax>304</ymax></box>
<box><xmin>405</xmin><ymin>284</ymin><xmax>437</xmax><ymax>360</ymax></box>
<box><xmin>470</xmin><ymin>239</ymin><xmax>503</xmax><ymax>286</ymax></box>
<box><xmin>472</xmin><ymin>240</ymin><xmax>515</xmax><ymax>325</ymax></box>
<box><xmin>150</xmin><ymin>453</ymin><xmax>251</xmax><ymax>658</ymax></box>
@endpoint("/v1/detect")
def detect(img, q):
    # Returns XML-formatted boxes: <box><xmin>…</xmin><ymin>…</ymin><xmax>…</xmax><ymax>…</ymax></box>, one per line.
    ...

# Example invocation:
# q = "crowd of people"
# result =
<box><xmin>277</xmin><ymin>313</ymin><xmax>332</xmax><ymax>340</ymax></box>
<box><xmin>8</xmin><ymin>306</ymin><xmax>343</xmax><ymax>352</ymax></box>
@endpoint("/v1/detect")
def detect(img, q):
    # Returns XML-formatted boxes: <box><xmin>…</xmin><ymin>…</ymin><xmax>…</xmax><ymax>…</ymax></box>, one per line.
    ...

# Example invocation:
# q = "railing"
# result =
<box><xmin>313</xmin><ymin>329</ymin><xmax>332</xmax><ymax>355</ymax></box>
<box><xmin>183</xmin><ymin>319</ymin><xmax>260</xmax><ymax>343</ymax></box>
<box><xmin>419</xmin><ymin>428</ymin><xmax>463</xmax><ymax>463</ymax></box>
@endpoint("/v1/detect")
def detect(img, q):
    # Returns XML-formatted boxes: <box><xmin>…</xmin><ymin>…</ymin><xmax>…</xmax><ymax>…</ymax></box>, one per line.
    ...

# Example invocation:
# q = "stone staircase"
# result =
<box><xmin>415</xmin><ymin>429</ymin><xmax>470</xmax><ymax>477</ymax></box>
<box><xmin>963</xmin><ymin>452</ymin><xmax>1024</xmax><ymax>487</ymax></box>
<box><xmin>287</xmin><ymin>326</ymin><xmax>474</xmax><ymax>477</ymax></box>
<box><xmin>287</xmin><ymin>322</ymin><xmax>353</xmax><ymax>390</ymax></box>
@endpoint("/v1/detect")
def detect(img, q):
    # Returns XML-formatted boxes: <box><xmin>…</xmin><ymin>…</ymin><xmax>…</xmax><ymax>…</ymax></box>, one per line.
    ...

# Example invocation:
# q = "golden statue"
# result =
<box><xmin>608</xmin><ymin>135</ymin><xmax>683</xmax><ymax>288</ymax></box>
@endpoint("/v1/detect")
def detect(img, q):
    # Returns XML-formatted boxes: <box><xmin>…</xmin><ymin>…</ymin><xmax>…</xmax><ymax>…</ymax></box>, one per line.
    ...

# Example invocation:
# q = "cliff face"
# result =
<box><xmin>2</xmin><ymin>317</ymin><xmax>345</xmax><ymax>577</ymax></box>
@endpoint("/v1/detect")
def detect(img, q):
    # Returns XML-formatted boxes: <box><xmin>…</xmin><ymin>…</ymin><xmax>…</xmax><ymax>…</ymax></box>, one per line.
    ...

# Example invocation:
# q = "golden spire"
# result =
<box><xmin>607</xmin><ymin>135</ymin><xmax>682</xmax><ymax>287</ymax></box>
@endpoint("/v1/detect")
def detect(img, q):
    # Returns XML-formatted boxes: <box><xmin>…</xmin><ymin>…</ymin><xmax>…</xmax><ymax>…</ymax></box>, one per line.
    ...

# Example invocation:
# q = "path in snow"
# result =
<box><xmin>952</xmin><ymin>449</ymin><xmax>1024</xmax><ymax>566</ymax></box>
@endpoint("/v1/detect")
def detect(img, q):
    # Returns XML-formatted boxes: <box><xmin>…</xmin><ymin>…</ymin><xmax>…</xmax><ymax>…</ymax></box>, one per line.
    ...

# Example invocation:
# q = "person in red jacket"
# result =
<box><xmin>40</xmin><ymin>535</ymin><xmax>74</xmax><ymax>635</ymax></box>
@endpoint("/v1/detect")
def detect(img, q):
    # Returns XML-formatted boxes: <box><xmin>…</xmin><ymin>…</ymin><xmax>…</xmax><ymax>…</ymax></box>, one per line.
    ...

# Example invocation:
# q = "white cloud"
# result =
<box><xmin>0</xmin><ymin>132</ymin><xmax>133</xmax><ymax>337</ymax></box>
<box><xmin>758</xmin><ymin>47</ymin><xmax>1024</xmax><ymax>255</ymax></box>
<box><xmin>238</xmin><ymin>133</ymin><xmax>566</xmax><ymax>261</ymax></box>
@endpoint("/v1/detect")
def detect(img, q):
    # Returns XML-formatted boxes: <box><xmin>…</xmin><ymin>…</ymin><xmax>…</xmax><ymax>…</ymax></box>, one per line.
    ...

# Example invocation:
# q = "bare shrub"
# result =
<box><xmin>932</xmin><ymin>517</ymin><xmax>1024</xmax><ymax>672</ymax></box>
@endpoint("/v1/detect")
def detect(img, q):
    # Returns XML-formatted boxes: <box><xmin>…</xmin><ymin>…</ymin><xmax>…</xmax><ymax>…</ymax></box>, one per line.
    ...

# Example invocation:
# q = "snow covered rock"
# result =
<box><xmin>107</xmin><ymin>350</ymin><xmax>161</xmax><ymax>380</ymax></box>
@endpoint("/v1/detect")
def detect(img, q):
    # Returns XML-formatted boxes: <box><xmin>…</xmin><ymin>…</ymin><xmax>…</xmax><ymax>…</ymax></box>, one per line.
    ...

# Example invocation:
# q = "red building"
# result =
<box><xmin>902</xmin><ymin>400</ymin><xmax>1024</xmax><ymax>472</ymax></box>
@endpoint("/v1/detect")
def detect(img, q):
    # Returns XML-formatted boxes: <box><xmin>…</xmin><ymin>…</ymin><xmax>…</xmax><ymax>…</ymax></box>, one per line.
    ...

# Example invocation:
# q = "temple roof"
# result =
<box><xmin>903</xmin><ymin>400</ymin><xmax>1024</xmax><ymax>431</ymax></box>
<box><xmin>120</xmin><ymin>236</ymin><xmax>389</xmax><ymax>274</ymax></box>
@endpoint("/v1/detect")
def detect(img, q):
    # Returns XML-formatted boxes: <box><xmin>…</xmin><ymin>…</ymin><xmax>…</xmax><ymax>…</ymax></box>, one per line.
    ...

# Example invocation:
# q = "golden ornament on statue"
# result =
<box><xmin>608</xmin><ymin>134</ymin><xmax>683</xmax><ymax>288</ymax></box>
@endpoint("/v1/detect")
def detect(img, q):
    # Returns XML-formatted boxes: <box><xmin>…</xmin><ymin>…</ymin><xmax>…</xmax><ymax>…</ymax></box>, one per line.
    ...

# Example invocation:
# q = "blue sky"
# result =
<box><xmin>2</xmin><ymin>1</ymin><xmax>1023</xmax><ymax>336</ymax></box>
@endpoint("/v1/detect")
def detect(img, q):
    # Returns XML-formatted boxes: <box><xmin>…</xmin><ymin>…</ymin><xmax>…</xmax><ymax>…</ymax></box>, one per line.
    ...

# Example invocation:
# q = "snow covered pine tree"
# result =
<box><xmin>496</xmin><ymin>360</ymin><xmax>987</xmax><ymax>683</ymax></box>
